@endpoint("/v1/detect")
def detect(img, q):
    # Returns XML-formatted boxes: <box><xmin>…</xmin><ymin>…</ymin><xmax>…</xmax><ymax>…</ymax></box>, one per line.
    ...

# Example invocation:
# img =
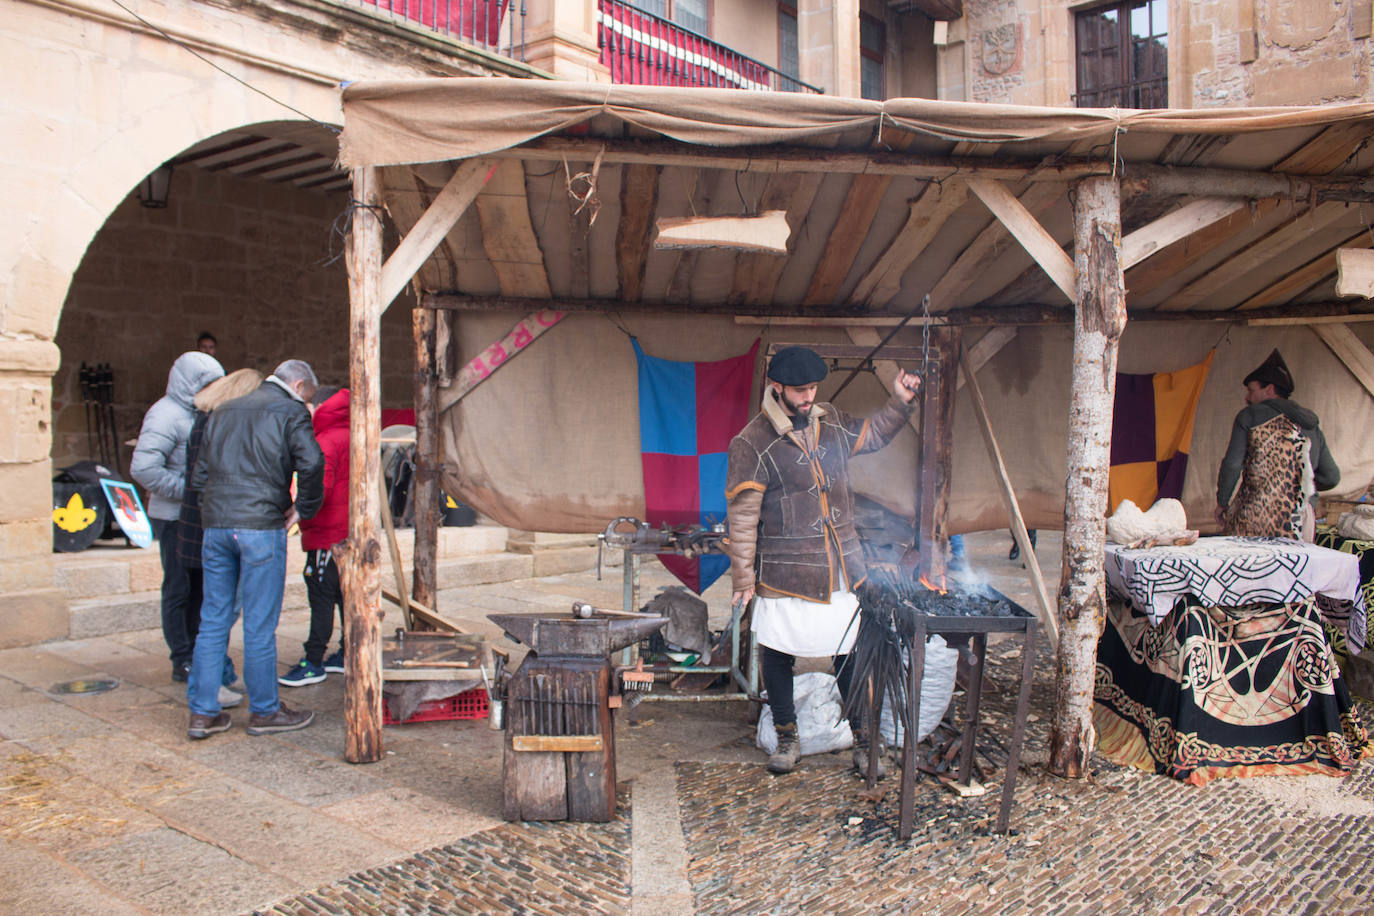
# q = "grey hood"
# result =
<box><xmin>1260</xmin><ymin>398</ymin><xmax>1320</xmax><ymax>433</ymax></box>
<box><xmin>166</xmin><ymin>351</ymin><xmax>225</xmax><ymax>411</ymax></box>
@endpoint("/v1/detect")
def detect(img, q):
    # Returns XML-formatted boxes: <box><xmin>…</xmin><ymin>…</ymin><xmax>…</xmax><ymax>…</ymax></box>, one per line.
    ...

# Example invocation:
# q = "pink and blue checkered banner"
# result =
<box><xmin>633</xmin><ymin>338</ymin><xmax>759</xmax><ymax>594</ymax></box>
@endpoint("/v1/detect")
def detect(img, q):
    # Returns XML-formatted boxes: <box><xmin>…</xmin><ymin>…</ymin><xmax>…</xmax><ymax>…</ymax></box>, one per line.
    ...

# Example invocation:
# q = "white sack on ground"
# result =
<box><xmin>880</xmin><ymin>635</ymin><xmax>959</xmax><ymax>747</ymax></box>
<box><xmin>756</xmin><ymin>672</ymin><xmax>853</xmax><ymax>757</ymax></box>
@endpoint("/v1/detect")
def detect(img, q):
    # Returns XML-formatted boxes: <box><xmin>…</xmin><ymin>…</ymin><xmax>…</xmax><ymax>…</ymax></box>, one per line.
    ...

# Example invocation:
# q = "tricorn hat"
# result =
<box><xmin>1243</xmin><ymin>348</ymin><xmax>1294</xmax><ymax>398</ymax></box>
<box><xmin>767</xmin><ymin>346</ymin><xmax>828</xmax><ymax>386</ymax></box>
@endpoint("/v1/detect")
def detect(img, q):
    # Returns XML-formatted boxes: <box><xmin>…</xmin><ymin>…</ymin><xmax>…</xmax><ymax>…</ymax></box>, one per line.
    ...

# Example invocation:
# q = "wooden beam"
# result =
<box><xmin>378</xmin><ymin>472</ymin><xmax>412</xmax><ymax>631</ymax></box>
<box><xmin>729</xmin><ymin>172</ymin><xmax>823</xmax><ymax>305</ymax></box>
<box><xmin>475</xmin><ymin>160</ymin><xmax>552</xmax><ymax>299</ymax></box>
<box><xmin>918</xmin><ymin>329</ymin><xmax>960</xmax><ymax>585</ymax></box>
<box><xmin>959</xmin><ymin>347</ymin><xmax>1057</xmax><ymax>643</ymax></box>
<box><xmin>804</xmin><ymin>174</ymin><xmax>894</xmax><ymax>305</ymax></box>
<box><xmin>411</xmin><ymin>305</ymin><xmax>440</xmax><ymax>613</ymax></box>
<box><xmin>1158</xmin><ymin>202</ymin><xmax>1354</xmax><ymax>310</ymax></box>
<box><xmin>1124</xmin><ymin>163</ymin><xmax>1374</xmax><ymax>203</ymax></box>
<box><xmin>967</xmin><ymin>178</ymin><xmax>1077</xmax><ymax>302</ymax></box>
<box><xmin>929</xmin><ymin>182</ymin><xmax>1064</xmax><ymax>312</ymax></box>
<box><xmin>654</xmin><ymin>210</ymin><xmax>790</xmax><ymax>253</ymax></box>
<box><xmin>1336</xmin><ymin>247</ymin><xmax>1374</xmax><ymax>298</ymax></box>
<box><xmin>1049</xmin><ymin>174</ymin><xmax>1125</xmax><ymax>780</ymax></box>
<box><xmin>341</xmin><ymin>165</ymin><xmax>386</xmax><ymax>765</ymax></box>
<box><xmin>1312</xmin><ymin>323</ymin><xmax>1374</xmax><ymax>400</ymax></box>
<box><xmin>380</xmin><ymin>158</ymin><xmax>494</xmax><ymax>313</ymax></box>
<box><xmin>616</xmin><ymin>164</ymin><xmax>661</xmax><ymax>301</ymax></box>
<box><xmin>437</xmin><ymin>310</ymin><xmax>566</xmax><ymax>413</ymax></box>
<box><xmin>1246</xmin><ymin>312</ymin><xmax>1374</xmax><ymax>326</ymax></box>
<box><xmin>1236</xmin><ymin>233</ymin><xmax>1367</xmax><ymax>310</ymax></box>
<box><xmin>849</xmin><ymin>181</ymin><xmax>969</xmax><ymax>307</ymax></box>
<box><xmin>1120</xmin><ymin>198</ymin><xmax>1246</xmax><ymax>269</ymax></box>
<box><xmin>955</xmin><ymin>326</ymin><xmax>1017</xmax><ymax>391</ymax></box>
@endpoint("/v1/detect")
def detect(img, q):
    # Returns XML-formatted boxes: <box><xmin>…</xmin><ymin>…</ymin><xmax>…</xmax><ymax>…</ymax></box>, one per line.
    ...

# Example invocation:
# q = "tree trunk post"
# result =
<box><xmin>917</xmin><ymin>328</ymin><xmax>960</xmax><ymax>585</ymax></box>
<box><xmin>412</xmin><ymin>304</ymin><xmax>440</xmax><ymax>616</ymax></box>
<box><xmin>1048</xmin><ymin>174</ymin><xmax>1126</xmax><ymax>778</ymax></box>
<box><xmin>342</xmin><ymin>166</ymin><xmax>385</xmax><ymax>764</ymax></box>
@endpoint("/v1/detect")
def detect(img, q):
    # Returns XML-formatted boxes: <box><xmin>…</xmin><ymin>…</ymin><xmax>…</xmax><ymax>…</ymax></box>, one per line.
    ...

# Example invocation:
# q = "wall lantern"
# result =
<box><xmin>138</xmin><ymin>162</ymin><xmax>174</xmax><ymax>208</ymax></box>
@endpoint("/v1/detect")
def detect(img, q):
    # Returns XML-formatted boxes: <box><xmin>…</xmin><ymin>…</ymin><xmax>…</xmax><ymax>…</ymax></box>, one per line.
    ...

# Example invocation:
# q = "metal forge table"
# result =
<box><xmin>859</xmin><ymin>592</ymin><xmax>1038</xmax><ymax>838</ymax></box>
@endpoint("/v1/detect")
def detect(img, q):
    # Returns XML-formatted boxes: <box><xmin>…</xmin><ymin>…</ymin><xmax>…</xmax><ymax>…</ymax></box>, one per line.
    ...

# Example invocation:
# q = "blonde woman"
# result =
<box><xmin>177</xmin><ymin>368</ymin><xmax>263</xmax><ymax>708</ymax></box>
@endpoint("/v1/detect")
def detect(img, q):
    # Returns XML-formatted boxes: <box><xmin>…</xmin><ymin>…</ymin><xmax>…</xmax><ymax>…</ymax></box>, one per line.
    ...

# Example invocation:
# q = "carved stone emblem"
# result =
<box><xmin>981</xmin><ymin>24</ymin><xmax>1021</xmax><ymax>76</ymax></box>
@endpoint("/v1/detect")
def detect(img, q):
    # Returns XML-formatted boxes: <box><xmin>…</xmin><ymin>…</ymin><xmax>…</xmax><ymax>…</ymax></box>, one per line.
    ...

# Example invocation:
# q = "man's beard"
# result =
<box><xmin>781</xmin><ymin>390</ymin><xmax>813</xmax><ymax>417</ymax></box>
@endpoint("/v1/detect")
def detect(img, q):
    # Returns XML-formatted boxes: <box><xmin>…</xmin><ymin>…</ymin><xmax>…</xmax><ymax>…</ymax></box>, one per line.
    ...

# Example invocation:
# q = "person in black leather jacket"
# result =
<box><xmin>185</xmin><ymin>359</ymin><xmax>326</xmax><ymax>740</ymax></box>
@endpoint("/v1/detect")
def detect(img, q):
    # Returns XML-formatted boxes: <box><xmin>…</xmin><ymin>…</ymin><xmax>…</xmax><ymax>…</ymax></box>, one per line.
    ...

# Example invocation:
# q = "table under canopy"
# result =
<box><xmin>1095</xmin><ymin>536</ymin><xmax>1371</xmax><ymax>785</ymax></box>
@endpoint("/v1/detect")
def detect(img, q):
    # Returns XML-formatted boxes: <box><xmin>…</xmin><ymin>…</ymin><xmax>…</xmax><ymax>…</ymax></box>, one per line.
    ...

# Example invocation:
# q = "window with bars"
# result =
<box><xmin>779</xmin><ymin>4</ymin><xmax>800</xmax><ymax>88</ymax></box>
<box><xmin>634</xmin><ymin>0</ymin><xmax>708</xmax><ymax>34</ymax></box>
<box><xmin>1075</xmin><ymin>0</ymin><xmax>1167</xmax><ymax>108</ymax></box>
<box><xmin>860</xmin><ymin>12</ymin><xmax>885</xmax><ymax>101</ymax></box>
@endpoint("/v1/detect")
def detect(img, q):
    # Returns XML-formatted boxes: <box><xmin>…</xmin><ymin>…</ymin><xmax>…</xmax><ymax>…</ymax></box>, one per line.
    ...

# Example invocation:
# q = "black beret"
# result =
<box><xmin>1244</xmin><ymin>348</ymin><xmax>1294</xmax><ymax>399</ymax></box>
<box><xmin>767</xmin><ymin>346</ymin><xmax>828</xmax><ymax>386</ymax></box>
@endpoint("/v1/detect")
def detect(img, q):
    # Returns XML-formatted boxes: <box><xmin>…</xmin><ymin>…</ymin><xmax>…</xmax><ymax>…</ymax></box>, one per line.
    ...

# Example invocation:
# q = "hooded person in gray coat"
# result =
<box><xmin>132</xmin><ymin>351</ymin><xmax>224</xmax><ymax>682</ymax></box>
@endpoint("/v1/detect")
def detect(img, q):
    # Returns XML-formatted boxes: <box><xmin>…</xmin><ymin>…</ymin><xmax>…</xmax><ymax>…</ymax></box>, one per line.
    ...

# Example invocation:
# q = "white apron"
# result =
<box><xmin>754</xmin><ymin>589</ymin><xmax>860</xmax><ymax>657</ymax></box>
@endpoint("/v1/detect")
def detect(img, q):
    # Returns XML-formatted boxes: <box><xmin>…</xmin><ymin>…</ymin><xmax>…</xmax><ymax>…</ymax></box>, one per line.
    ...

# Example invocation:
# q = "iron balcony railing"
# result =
<box><xmin>1073</xmin><ymin>76</ymin><xmax>1166</xmax><ymax>109</ymax></box>
<box><xmin>345</xmin><ymin>0</ymin><xmax>526</xmax><ymax>60</ymax></box>
<box><xmin>597</xmin><ymin>0</ymin><xmax>821</xmax><ymax>93</ymax></box>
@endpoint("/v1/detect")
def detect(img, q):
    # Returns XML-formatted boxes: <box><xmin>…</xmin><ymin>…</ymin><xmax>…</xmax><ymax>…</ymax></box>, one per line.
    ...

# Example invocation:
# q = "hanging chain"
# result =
<box><xmin>919</xmin><ymin>294</ymin><xmax>932</xmax><ymax>380</ymax></box>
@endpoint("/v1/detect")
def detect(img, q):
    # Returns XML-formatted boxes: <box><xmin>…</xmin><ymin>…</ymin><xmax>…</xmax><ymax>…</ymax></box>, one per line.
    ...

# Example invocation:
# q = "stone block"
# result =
<box><xmin>53</xmin><ymin>558</ymin><xmax>130</xmax><ymax>599</ymax></box>
<box><xmin>0</xmin><ymin>381</ymin><xmax>53</xmax><ymax>462</ymax></box>
<box><xmin>438</xmin><ymin>524</ymin><xmax>509</xmax><ymax>557</ymax></box>
<box><xmin>127</xmin><ymin>553</ymin><xmax>164</xmax><ymax>592</ymax></box>
<box><xmin>506</xmin><ymin>530</ymin><xmax>598</xmax><ymax>553</ymax></box>
<box><xmin>0</xmin><ymin>460</ymin><xmax>54</xmax><ymax>523</ymax></box>
<box><xmin>1253</xmin><ymin>57</ymin><xmax>1361</xmax><ymax>104</ymax></box>
<box><xmin>0</xmin><ymin>519</ymin><xmax>54</xmax><ymax>566</ymax></box>
<box><xmin>68</xmin><ymin>591</ymin><xmax>159</xmax><ymax>639</ymax></box>
<box><xmin>435</xmin><ymin>552</ymin><xmax>532</xmax><ymax>590</ymax></box>
<box><xmin>530</xmin><ymin>545</ymin><xmax>599</xmax><ymax>578</ymax></box>
<box><xmin>0</xmin><ymin>338</ymin><xmax>60</xmax><ymax>374</ymax></box>
<box><xmin>0</xmin><ymin>587</ymin><xmax>68</xmax><ymax>648</ymax></box>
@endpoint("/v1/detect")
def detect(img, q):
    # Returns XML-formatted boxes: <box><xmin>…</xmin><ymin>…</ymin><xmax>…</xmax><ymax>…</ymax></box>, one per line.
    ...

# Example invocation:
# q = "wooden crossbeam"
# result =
<box><xmin>1312</xmin><ymin>323</ymin><xmax>1374</xmax><ymax>400</ymax></box>
<box><xmin>1120</xmin><ymin>198</ymin><xmax>1246</xmax><ymax>269</ymax></box>
<box><xmin>966</xmin><ymin>178</ymin><xmax>1077</xmax><ymax>302</ymax></box>
<box><xmin>1237</xmin><ymin>234</ymin><xmax>1368</xmax><ymax>310</ymax></box>
<box><xmin>380</xmin><ymin>158</ymin><xmax>494</xmax><ymax>313</ymax></box>
<box><xmin>849</xmin><ymin>182</ymin><xmax>969</xmax><ymax>307</ymax></box>
<box><xmin>475</xmin><ymin>160</ymin><xmax>552</xmax><ymax>299</ymax></box>
<box><xmin>616</xmin><ymin>164</ymin><xmax>661</xmax><ymax>301</ymax></box>
<box><xmin>804</xmin><ymin>174</ymin><xmax>895</xmax><ymax>305</ymax></box>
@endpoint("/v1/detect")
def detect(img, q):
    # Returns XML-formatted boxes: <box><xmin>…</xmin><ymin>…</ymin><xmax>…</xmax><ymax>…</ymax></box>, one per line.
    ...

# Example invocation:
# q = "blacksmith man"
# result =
<box><xmin>725</xmin><ymin>346</ymin><xmax>920</xmax><ymax>776</ymax></box>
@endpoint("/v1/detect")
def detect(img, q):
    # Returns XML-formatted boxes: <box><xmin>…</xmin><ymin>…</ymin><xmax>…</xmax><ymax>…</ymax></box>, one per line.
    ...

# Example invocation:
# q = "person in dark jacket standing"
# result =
<box><xmin>1214</xmin><ymin>349</ymin><xmax>1340</xmax><ymax>540</ymax></box>
<box><xmin>280</xmin><ymin>386</ymin><xmax>350</xmax><ymax>686</ymax></box>
<box><xmin>131</xmin><ymin>351</ymin><xmax>224</xmax><ymax>683</ymax></box>
<box><xmin>185</xmin><ymin>360</ymin><xmax>325</xmax><ymax>739</ymax></box>
<box><xmin>725</xmin><ymin>346</ymin><xmax>919</xmax><ymax>776</ymax></box>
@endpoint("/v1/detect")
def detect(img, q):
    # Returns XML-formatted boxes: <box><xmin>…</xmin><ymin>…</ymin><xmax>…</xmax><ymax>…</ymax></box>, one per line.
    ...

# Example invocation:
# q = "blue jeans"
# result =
<box><xmin>189</xmin><ymin>527</ymin><xmax>287</xmax><ymax>717</ymax></box>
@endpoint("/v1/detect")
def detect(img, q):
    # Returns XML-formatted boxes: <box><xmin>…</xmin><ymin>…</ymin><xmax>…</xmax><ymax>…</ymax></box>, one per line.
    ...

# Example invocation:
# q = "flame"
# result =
<box><xmin>919</xmin><ymin>573</ymin><xmax>947</xmax><ymax>595</ymax></box>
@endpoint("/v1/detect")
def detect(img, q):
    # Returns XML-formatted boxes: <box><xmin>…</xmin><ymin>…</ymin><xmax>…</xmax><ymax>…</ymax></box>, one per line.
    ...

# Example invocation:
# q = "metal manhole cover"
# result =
<box><xmin>51</xmin><ymin>678</ymin><xmax>119</xmax><ymax>695</ymax></box>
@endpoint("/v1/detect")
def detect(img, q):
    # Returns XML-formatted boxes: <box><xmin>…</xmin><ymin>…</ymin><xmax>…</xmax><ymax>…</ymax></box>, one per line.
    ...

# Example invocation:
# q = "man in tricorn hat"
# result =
<box><xmin>725</xmin><ymin>346</ymin><xmax>920</xmax><ymax>776</ymax></box>
<box><xmin>1214</xmin><ymin>348</ymin><xmax>1340</xmax><ymax>540</ymax></box>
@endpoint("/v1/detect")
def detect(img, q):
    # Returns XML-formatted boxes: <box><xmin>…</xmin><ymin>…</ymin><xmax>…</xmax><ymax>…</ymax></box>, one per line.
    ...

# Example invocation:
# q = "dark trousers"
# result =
<box><xmin>760</xmin><ymin>645</ymin><xmax>859</xmax><ymax>731</ymax></box>
<box><xmin>154</xmin><ymin>518</ymin><xmax>201</xmax><ymax>667</ymax></box>
<box><xmin>303</xmin><ymin>548</ymin><xmax>344</xmax><ymax>666</ymax></box>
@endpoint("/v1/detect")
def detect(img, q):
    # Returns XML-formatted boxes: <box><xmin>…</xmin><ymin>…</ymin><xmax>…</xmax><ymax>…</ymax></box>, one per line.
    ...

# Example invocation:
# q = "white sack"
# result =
<box><xmin>880</xmin><ymin>635</ymin><xmax>959</xmax><ymax>747</ymax></box>
<box><xmin>756</xmin><ymin>672</ymin><xmax>854</xmax><ymax>757</ymax></box>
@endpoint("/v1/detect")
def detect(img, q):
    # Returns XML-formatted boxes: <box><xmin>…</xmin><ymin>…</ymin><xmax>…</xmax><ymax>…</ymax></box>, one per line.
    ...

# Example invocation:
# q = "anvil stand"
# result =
<box><xmin>863</xmin><ymin>613</ymin><xmax>1037</xmax><ymax>837</ymax></box>
<box><xmin>603</xmin><ymin>528</ymin><xmax>758</xmax><ymax>703</ymax></box>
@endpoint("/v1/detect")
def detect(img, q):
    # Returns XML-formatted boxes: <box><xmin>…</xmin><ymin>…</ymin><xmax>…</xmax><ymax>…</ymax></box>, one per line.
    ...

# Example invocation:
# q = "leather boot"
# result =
<box><xmin>852</xmin><ymin>731</ymin><xmax>888</xmax><ymax>780</ymax></box>
<box><xmin>767</xmin><ymin>722</ymin><xmax>800</xmax><ymax>774</ymax></box>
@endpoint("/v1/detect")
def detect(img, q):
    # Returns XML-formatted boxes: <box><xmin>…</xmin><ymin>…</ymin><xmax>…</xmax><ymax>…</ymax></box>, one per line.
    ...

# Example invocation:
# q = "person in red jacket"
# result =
<box><xmin>280</xmin><ymin>387</ymin><xmax>350</xmax><ymax>686</ymax></box>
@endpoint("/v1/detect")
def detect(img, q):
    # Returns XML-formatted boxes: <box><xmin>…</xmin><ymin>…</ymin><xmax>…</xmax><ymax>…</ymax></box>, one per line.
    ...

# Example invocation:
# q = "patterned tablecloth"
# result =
<box><xmin>1315</xmin><ymin>526</ymin><xmax>1374</xmax><ymax>663</ymax></box>
<box><xmin>1104</xmin><ymin>536</ymin><xmax>1366</xmax><ymax>654</ymax></box>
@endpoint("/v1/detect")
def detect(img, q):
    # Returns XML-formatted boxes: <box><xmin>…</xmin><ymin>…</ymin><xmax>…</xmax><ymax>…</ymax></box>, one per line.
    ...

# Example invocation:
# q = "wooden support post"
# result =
<box><xmin>917</xmin><ymin>329</ymin><xmax>959</xmax><ymax>584</ymax></box>
<box><xmin>412</xmin><ymin>305</ymin><xmax>440</xmax><ymax>615</ymax></box>
<box><xmin>341</xmin><ymin>166</ymin><xmax>386</xmax><ymax>764</ymax></box>
<box><xmin>1048</xmin><ymin>175</ymin><xmax>1125</xmax><ymax>779</ymax></box>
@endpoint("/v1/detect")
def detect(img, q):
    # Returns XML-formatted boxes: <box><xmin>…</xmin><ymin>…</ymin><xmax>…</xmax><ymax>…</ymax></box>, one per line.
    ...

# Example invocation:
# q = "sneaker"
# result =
<box><xmin>246</xmin><ymin>702</ymin><xmax>314</xmax><ymax>736</ymax></box>
<box><xmin>218</xmin><ymin>684</ymin><xmax>244</xmax><ymax>709</ymax></box>
<box><xmin>323</xmin><ymin>649</ymin><xmax>345</xmax><ymax>674</ymax></box>
<box><xmin>767</xmin><ymin>722</ymin><xmax>800</xmax><ymax>774</ymax></box>
<box><xmin>187</xmin><ymin>711</ymin><xmax>231</xmax><ymax>740</ymax></box>
<box><xmin>171</xmin><ymin>661</ymin><xmax>191</xmax><ymax>683</ymax></box>
<box><xmin>278</xmin><ymin>659</ymin><xmax>326</xmax><ymax>687</ymax></box>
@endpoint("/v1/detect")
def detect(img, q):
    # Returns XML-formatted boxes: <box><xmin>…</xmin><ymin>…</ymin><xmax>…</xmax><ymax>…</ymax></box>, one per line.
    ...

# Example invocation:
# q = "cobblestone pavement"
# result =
<box><xmin>258</xmin><ymin>636</ymin><xmax>1374</xmax><ymax>916</ymax></box>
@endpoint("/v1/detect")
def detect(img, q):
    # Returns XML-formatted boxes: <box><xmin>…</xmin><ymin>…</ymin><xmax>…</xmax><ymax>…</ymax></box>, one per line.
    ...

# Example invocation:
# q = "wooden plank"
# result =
<box><xmin>967</xmin><ymin>178</ymin><xmax>1076</xmax><ymax>302</ymax></box>
<box><xmin>929</xmin><ymin>182</ymin><xmax>1064</xmax><ymax>312</ymax></box>
<box><xmin>955</xmin><ymin>326</ymin><xmax>1017</xmax><ymax>392</ymax></box>
<box><xmin>436</xmin><ymin>310</ymin><xmax>566</xmax><ymax>413</ymax></box>
<box><xmin>730</xmin><ymin>173</ymin><xmax>824</xmax><ymax>305</ymax></box>
<box><xmin>615</xmin><ymin>164</ymin><xmax>661</xmax><ymax>301</ymax></box>
<box><xmin>1236</xmin><ymin>234</ymin><xmax>1367</xmax><ymax>310</ymax></box>
<box><xmin>1247</xmin><ymin>312</ymin><xmax>1374</xmax><ymax>326</ymax></box>
<box><xmin>512</xmin><ymin>735</ymin><xmax>605</xmax><ymax>752</ymax></box>
<box><xmin>1336</xmin><ymin>247</ymin><xmax>1374</xmax><ymax>298</ymax></box>
<box><xmin>1120</xmin><ymin>198</ymin><xmax>1246</xmax><ymax>269</ymax></box>
<box><xmin>475</xmin><ymin>160</ymin><xmax>553</xmax><ymax>299</ymax></box>
<box><xmin>378</xmin><ymin>473</ymin><xmax>412</xmax><ymax>631</ymax></box>
<box><xmin>341</xmin><ymin>165</ymin><xmax>386</xmax><ymax>765</ymax></box>
<box><xmin>849</xmin><ymin>182</ymin><xmax>969</xmax><ymax>307</ymax></box>
<box><xmin>654</xmin><ymin>210</ymin><xmax>789</xmax><ymax>253</ymax></box>
<box><xmin>411</xmin><ymin>306</ymin><xmax>439</xmax><ymax>612</ymax></box>
<box><xmin>381</xmin><ymin>588</ymin><xmax>470</xmax><ymax>634</ymax></box>
<box><xmin>959</xmin><ymin>347</ymin><xmax>1057</xmax><ymax>643</ymax></box>
<box><xmin>1048</xmin><ymin>175</ymin><xmax>1125</xmax><ymax>780</ymax></box>
<box><xmin>1312</xmin><ymin>323</ymin><xmax>1374</xmax><ymax>400</ymax></box>
<box><xmin>1158</xmin><ymin>202</ymin><xmax>1354</xmax><ymax>310</ymax></box>
<box><xmin>804</xmin><ymin>174</ymin><xmax>895</xmax><ymax>305</ymax></box>
<box><xmin>918</xmin><ymin>329</ymin><xmax>960</xmax><ymax>585</ymax></box>
<box><xmin>380</xmin><ymin>158</ymin><xmax>494</xmax><ymax>313</ymax></box>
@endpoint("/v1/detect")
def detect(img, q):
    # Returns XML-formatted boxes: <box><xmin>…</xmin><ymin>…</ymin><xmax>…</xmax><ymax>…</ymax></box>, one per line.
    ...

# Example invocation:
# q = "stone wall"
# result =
<box><xmin>52</xmin><ymin>166</ymin><xmax>416</xmax><ymax>473</ymax></box>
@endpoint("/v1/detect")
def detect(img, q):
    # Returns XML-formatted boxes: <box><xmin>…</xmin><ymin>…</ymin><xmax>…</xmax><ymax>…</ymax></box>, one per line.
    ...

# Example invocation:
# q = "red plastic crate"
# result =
<box><xmin>383</xmin><ymin>687</ymin><xmax>489</xmax><ymax>724</ymax></box>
